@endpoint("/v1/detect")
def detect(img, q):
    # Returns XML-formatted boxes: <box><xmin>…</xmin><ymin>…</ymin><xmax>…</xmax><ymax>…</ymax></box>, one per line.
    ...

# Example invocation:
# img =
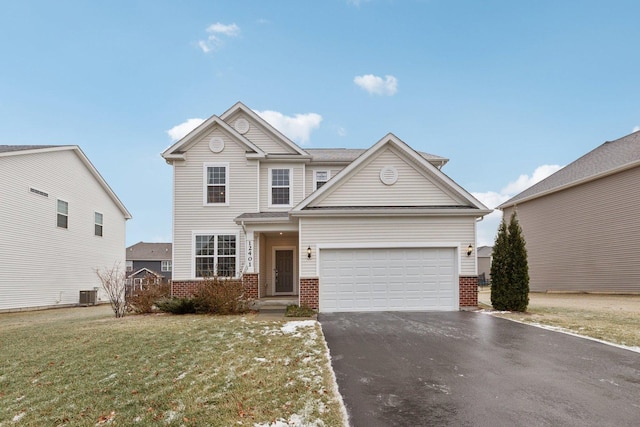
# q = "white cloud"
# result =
<box><xmin>337</xmin><ymin>126</ymin><xmax>347</xmax><ymax>137</ymax></box>
<box><xmin>633</xmin><ymin>126</ymin><xmax>640</xmax><ymax>132</ymax></box>
<box><xmin>473</xmin><ymin>164</ymin><xmax>563</xmax><ymax>246</ymax></box>
<box><xmin>354</xmin><ymin>74</ymin><xmax>398</xmax><ymax>96</ymax></box>
<box><xmin>254</xmin><ymin>110</ymin><xmax>322</xmax><ymax>145</ymax></box>
<box><xmin>166</xmin><ymin>118</ymin><xmax>204</xmax><ymax>141</ymax></box>
<box><xmin>198</xmin><ymin>22</ymin><xmax>240</xmax><ymax>53</ymax></box>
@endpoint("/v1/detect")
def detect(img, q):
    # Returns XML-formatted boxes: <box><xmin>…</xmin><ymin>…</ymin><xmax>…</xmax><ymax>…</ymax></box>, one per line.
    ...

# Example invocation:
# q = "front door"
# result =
<box><xmin>274</xmin><ymin>249</ymin><xmax>294</xmax><ymax>294</ymax></box>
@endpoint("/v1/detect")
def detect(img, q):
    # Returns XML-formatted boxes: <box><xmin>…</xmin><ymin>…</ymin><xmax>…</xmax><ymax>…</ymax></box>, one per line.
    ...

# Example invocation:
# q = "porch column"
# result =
<box><xmin>245</xmin><ymin>230</ymin><xmax>255</xmax><ymax>273</ymax></box>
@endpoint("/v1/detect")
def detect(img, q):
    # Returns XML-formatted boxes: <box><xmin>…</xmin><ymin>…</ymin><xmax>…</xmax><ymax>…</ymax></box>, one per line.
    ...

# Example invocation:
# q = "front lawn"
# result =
<box><xmin>0</xmin><ymin>306</ymin><xmax>346</xmax><ymax>426</ymax></box>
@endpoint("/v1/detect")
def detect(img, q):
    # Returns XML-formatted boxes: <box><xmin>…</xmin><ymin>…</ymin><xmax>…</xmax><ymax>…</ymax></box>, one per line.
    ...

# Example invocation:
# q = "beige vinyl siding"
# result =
<box><xmin>0</xmin><ymin>150</ymin><xmax>127</xmax><ymax>311</ymax></box>
<box><xmin>299</xmin><ymin>216</ymin><xmax>476</xmax><ymax>278</ymax></box>
<box><xmin>225</xmin><ymin>112</ymin><xmax>298</xmax><ymax>154</ymax></box>
<box><xmin>173</xmin><ymin>128</ymin><xmax>258</xmax><ymax>280</ymax></box>
<box><xmin>311</xmin><ymin>147</ymin><xmax>460</xmax><ymax>207</ymax></box>
<box><xmin>304</xmin><ymin>166</ymin><xmax>345</xmax><ymax>197</ymax></box>
<box><xmin>503</xmin><ymin>166</ymin><xmax>640</xmax><ymax>293</ymax></box>
<box><xmin>259</xmin><ymin>163</ymin><xmax>305</xmax><ymax>211</ymax></box>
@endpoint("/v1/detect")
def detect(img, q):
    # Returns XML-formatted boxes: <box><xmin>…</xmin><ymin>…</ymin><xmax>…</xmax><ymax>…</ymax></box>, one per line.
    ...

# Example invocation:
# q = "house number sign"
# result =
<box><xmin>246</xmin><ymin>240</ymin><xmax>253</xmax><ymax>270</ymax></box>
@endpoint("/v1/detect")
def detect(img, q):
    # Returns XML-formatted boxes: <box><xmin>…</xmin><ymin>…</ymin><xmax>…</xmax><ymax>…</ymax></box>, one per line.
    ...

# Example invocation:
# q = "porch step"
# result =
<box><xmin>251</xmin><ymin>297</ymin><xmax>298</xmax><ymax>312</ymax></box>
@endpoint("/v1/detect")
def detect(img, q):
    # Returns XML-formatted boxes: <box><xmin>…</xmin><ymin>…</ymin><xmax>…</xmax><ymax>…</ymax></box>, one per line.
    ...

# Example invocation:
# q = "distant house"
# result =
<box><xmin>477</xmin><ymin>246</ymin><xmax>493</xmax><ymax>285</ymax></box>
<box><xmin>162</xmin><ymin>102</ymin><xmax>491</xmax><ymax>312</ymax></box>
<box><xmin>499</xmin><ymin>131</ymin><xmax>640</xmax><ymax>293</ymax></box>
<box><xmin>0</xmin><ymin>145</ymin><xmax>131</xmax><ymax>312</ymax></box>
<box><xmin>126</xmin><ymin>242</ymin><xmax>172</xmax><ymax>284</ymax></box>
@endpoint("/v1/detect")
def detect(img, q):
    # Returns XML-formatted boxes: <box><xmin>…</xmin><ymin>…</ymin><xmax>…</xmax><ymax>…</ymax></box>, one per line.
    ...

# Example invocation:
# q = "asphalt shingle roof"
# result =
<box><xmin>0</xmin><ymin>145</ymin><xmax>59</xmax><ymax>153</ymax></box>
<box><xmin>500</xmin><ymin>131</ymin><xmax>640</xmax><ymax>208</ymax></box>
<box><xmin>126</xmin><ymin>242</ymin><xmax>172</xmax><ymax>261</ymax></box>
<box><xmin>306</xmin><ymin>148</ymin><xmax>448</xmax><ymax>164</ymax></box>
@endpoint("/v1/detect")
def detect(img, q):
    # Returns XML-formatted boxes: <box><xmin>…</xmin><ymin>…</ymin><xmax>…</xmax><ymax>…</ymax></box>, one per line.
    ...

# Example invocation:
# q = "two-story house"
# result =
<box><xmin>162</xmin><ymin>102</ymin><xmax>491</xmax><ymax>312</ymax></box>
<box><xmin>126</xmin><ymin>242</ymin><xmax>173</xmax><ymax>286</ymax></box>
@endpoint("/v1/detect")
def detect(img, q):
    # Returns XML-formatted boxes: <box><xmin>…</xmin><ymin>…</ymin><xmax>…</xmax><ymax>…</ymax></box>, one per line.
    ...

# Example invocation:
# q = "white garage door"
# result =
<box><xmin>319</xmin><ymin>247</ymin><xmax>457</xmax><ymax>312</ymax></box>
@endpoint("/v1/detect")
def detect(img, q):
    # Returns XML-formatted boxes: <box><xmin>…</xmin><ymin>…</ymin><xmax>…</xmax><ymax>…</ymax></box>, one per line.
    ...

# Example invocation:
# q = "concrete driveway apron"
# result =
<box><xmin>320</xmin><ymin>311</ymin><xmax>640</xmax><ymax>427</ymax></box>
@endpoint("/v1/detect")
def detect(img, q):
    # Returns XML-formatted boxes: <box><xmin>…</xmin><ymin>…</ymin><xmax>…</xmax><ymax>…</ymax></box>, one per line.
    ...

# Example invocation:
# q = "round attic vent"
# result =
<box><xmin>234</xmin><ymin>118</ymin><xmax>250</xmax><ymax>134</ymax></box>
<box><xmin>209</xmin><ymin>137</ymin><xmax>225</xmax><ymax>153</ymax></box>
<box><xmin>380</xmin><ymin>166</ymin><xmax>398</xmax><ymax>185</ymax></box>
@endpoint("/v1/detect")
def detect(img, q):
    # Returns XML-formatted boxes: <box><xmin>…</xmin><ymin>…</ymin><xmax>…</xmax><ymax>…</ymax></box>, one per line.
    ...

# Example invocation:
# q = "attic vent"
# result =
<box><xmin>209</xmin><ymin>137</ymin><xmax>225</xmax><ymax>153</ymax></box>
<box><xmin>234</xmin><ymin>118</ymin><xmax>250</xmax><ymax>134</ymax></box>
<box><xmin>380</xmin><ymin>166</ymin><xmax>398</xmax><ymax>185</ymax></box>
<box><xmin>30</xmin><ymin>187</ymin><xmax>49</xmax><ymax>197</ymax></box>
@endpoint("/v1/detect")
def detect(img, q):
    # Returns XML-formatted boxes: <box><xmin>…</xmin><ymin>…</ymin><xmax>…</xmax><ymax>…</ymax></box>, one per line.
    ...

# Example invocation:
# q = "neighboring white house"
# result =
<box><xmin>162</xmin><ymin>102</ymin><xmax>491</xmax><ymax>312</ymax></box>
<box><xmin>0</xmin><ymin>145</ymin><xmax>132</xmax><ymax>312</ymax></box>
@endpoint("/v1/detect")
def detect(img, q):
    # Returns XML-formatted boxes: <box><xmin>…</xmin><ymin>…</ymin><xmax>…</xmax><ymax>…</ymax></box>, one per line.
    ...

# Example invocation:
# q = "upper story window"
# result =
<box><xmin>270</xmin><ymin>168</ymin><xmax>291</xmax><ymax>206</ymax></box>
<box><xmin>204</xmin><ymin>163</ymin><xmax>229</xmax><ymax>205</ymax></box>
<box><xmin>161</xmin><ymin>260</ymin><xmax>172</xmax><ymax>272</ymax></box>
<box><xmin>125</xmin><ymin>260</ymin><xmax>133</xmax><ymax>272</ymax></box>
<box><xmin>57</xmin><ymin>199</ymin><xmax>68</xmax><ymax>229</ymax></box>
<box><xmin>94</xmin><ymin>212</ymin><xmax>103</xmax><ymax>236</ymax></box>
<box><xmin>314</xmin><ymin>170</ymin><xmax>330</xmax><ymax>190</ymax></box>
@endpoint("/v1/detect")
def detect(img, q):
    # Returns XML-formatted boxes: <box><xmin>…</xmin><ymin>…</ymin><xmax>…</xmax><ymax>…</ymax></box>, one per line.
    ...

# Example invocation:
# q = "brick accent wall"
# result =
<box><xmin>242</xmin><ymin>273</ymin><xmax>259</xmax><ymax>300</ymax></box>
<box><xmin>171</xmin><ymin>281</ymin><xmax>201</xmax><ymax>298</ymax></box>
<box><xmin>299</xmin><ymin>277</ymin><xmax>319</xmax><ymax>310</ymax></box>
<box><xmin>459</xmin><ymin>276</ymin><xmax>478</xmax><ymax>308</ymax></box>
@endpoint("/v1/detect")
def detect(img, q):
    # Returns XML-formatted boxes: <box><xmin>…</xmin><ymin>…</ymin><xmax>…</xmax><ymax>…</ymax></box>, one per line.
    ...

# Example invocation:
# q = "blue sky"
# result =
<box><xmin>2</xmin><ymin>0</ymin><xmax>639</xmax><ymax>246</ymax></box>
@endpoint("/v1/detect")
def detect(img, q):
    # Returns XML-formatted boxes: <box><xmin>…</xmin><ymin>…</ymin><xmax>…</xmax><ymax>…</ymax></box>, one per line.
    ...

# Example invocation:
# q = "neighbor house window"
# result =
<box><xmin>204</xmin><ymin>163</ymin><xmax>229</xmax><ymax>205</ymax></box>
<box><xmin>94</xmin><ymin>212</ymin><xmax>103</xmax><ymax>236</ymax></box>
<box><xmin>125</xmin><ymin>261</ymin><xmax>133</xmax><ymax>272</ymax></box>
<box><xmin>57</xmin><ymin>199</ymin><xmax>68</xmax><ymax>229</ymax></box>
<box><xmin>270</xmin><ymin>168</ymin><xmax>291</xmax><ymax>206</ymax></box>
<box><xmin>314</xmin><ymin>170</ymin><xmax>330</xmax><ymax>190</ymax></box>
<box><xmin>161</xmin><ymin>260</ymin><xmax>172</xmax><ymax>272</ymax></box>
<box><xmin>194</xmin><ymin>234</ymin><xmax>237</xmax><ymax>277</ymax></box>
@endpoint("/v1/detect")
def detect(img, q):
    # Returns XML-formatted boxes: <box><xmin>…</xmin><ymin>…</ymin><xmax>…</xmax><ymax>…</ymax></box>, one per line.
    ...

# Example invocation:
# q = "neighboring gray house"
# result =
<box><xmin>126</xmin><ymin>242</ymin><xmax>172</xmax><ymax>283</ymax></box>
<box><xmin>499</xmin><ymin>130</ymin><xmax>640</xmax><ymax>293</ymax></box>
<box><xmin>0</xmin><ymin>145</ymin><xmax>131</xmax><ymax>312</ymax></box>
<box><xmin>477</xmin><ymin>246</ymin><xmax>492</xmax><ymax>285</ymax></box>
<box><xmin>162</xmin><ymin>102</ymin><xmax>491</xmax><ymax>312</ymax></box>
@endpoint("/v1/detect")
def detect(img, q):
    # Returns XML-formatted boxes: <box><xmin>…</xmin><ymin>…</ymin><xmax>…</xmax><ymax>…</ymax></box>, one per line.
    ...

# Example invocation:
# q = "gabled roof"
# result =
<box><xmin>127</xmin><ymin>267</ymin><xmax>163</xmax><ymax>279</ymax></box>
<box><xmin>161</xmin><ymin>115</ymin><xmax>266</xmax><ymax>161</ymax></box>
<box><xmin>499</xmin><ymin>130</ymin><xmax>640</xmax><ymax>209</ymax></box>
<box><xmin>0</xmin><ymin>145</ymin><xmax>131</xmax><ymax>219</ymax></box>
<box><xmin>291</xmin><ymin>133</ymin><xmax>490</xmax><ymax>216</ymax></box>
<box><xmin>306</xmin><ymin>148</ymin><xmax>448</xmax><ymax>167</ymax></box>
<box><xmin>126</xmin><ymin>242</ymin><xmax>172</xmax><ymax>261</ymax></box>
<box><xmin>220</xmin><ymin>102</ymin><xmax>310</xmax><ymax>157</ymax></box>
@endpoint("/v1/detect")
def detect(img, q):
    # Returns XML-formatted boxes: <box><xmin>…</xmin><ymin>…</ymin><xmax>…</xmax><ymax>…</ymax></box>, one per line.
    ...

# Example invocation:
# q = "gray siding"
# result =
<box><xmin>130</xmin><ymin>261</ymin><xmax>172</xmax><ymax>280</ymax></box>
<box><xmin>503</xmin><ymin>166</ymin><xmax>640</xmax><ymax>293</ymax></box>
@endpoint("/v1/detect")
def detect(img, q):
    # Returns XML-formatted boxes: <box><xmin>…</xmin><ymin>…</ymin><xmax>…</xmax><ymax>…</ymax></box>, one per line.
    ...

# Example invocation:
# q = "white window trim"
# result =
<box><xmin>161</xmin><ymin>260</ymin><xmax>172</xmax><ymax>272</ymax></box>
<box><xmin>268</xmin><ymin>167</ymin><xmax>293</xmax><ymax>208</ymax></box>
<box><xmin>191</xmin><ymin>230</ymin><xmax>240</xmax><ymax>279</ymax></box>
<box><xmin>56</xmin><ymin>199</ymin><xmax>69</xmax><ymax>229</ymax></box>
<box><xmin>125</xmin><ymin>260</ymin><xmax>133</xmax><ymax>272</ymax></box>
<box><xmin>313</xmin><ymin>169</ymin><xmax>331</xmax><ymax>190</ymax></box>
<box><xmin>94</xmin><ymin>211</ymin><xmax>103</xmax><ymax>237</ymax></box>
<box><xmin>203</xmin><ymin>162</ymin><xmax>230</xmax><ymax>206</ymax></box>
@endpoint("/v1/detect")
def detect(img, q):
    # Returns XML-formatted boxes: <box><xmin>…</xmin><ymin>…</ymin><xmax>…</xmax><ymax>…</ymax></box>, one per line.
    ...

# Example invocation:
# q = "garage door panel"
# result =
<box><xmin>319</xmin><ymin>248</ymin><xmax>457</xmax><ymax>312</ymax></box>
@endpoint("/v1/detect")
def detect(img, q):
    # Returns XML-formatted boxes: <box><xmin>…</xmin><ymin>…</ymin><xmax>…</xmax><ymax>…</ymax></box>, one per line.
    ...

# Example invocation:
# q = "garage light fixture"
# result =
<box><xmin>307</xmin><ymin>246</ymin><xmax>312</xmax><ymax>259</ymax></box>
<box><xmin>467</xmin><ymin>244</ymin><xmax>473</xmax><ymax>256</ymax></box>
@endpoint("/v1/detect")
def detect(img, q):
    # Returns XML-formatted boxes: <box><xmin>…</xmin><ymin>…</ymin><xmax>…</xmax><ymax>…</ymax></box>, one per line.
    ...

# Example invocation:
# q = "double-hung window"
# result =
<box><xmin>161</xmin><ymin>260</ymin><xmax>172</xmax><ymax>272</ymax></box>
<box><xmin>314</xmin><ymin>170</ymin><xmax>330</xmax><ymax>190</ymax></box>
<box><xmin>125</xmin><ymin>261</ymin><xmax>133</xmax><ymax>272</ymax></box>
<box><xmin>270</xmin><ymin>168</ymin><xmax>291</xmax><ymax>206</ymax></box>
<box><xmin>204</xmin><ymin>163</ymin><xmax>229</xmax><ymax>205</ymax></box>
<box><xmin>94</xmin><ymin>212</ymin><xmax>103</xmax><ymax>236</ymax></box>
<box><xmin>194</xmin><ymin>234</ymin><xmax>237</xmax><ymax>277</ymax></box>
<box><xmin>57</xmin><ymin>199</ymin><xmax>68</xmax><ymax>229</ymax></box>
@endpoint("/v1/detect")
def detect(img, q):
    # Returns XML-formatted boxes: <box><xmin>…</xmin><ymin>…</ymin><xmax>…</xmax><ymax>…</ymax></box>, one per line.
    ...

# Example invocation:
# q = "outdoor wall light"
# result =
<box><xmin>467</xmin><ymin>244</ymin><xmax>473</xmax><ymax>256</ymax></box>
<box><xmin>307</xmin><ymin>246</ymin><xmax>312</xmax><ymax>259</ymax></box>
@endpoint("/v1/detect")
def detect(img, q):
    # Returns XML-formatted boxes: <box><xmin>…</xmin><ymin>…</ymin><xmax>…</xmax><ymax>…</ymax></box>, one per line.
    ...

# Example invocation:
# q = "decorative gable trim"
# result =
<box><xmin>220</xmin><ymin>102</ymin><xmax>310</xmax><ymax>157</ymax></box>
<box><xmin>161</xmin><ymin>115</ymin><xmax>266</xmax><ymax>161</ymax></box>
<box><xmin>291</xmin><ymin>133</ymin><xmax>490</xmax><ymax>214</ymax></box>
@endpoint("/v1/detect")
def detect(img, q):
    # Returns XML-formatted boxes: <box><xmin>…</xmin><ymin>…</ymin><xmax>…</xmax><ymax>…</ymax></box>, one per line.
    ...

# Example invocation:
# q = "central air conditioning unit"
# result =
<box><xmin>79</xmin><ymin>290</ymin><xmax>97</xmax><ymax>305</ymax></box>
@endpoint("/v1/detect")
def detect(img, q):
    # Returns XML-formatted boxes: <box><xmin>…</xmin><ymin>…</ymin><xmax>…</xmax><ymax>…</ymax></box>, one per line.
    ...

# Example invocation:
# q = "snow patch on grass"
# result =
<box><xmin>12</xmin><ymin>411</ymin><xmax>26</xmax><ymax>422</ymax></box>
<box><xmin>281</xmin><ymin>320</ymin><xmax>316</xmax><ymax>334</ymax></box>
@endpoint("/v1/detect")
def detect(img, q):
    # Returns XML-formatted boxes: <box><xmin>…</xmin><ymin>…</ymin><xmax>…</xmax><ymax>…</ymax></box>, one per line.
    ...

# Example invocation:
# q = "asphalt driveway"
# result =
<box><xmin>320</xmin><ymin>312</ymin><xmax>640</xmax><ymax>427</ymax></box>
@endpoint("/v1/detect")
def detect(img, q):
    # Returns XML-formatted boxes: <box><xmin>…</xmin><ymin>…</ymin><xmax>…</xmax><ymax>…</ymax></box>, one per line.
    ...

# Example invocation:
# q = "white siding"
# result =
<box><xmin>311</xmin><ymin>147</ymin><xmax>460</xmax><ymax>207</ymax></box>
<box><xmin>225</xmin><ymin>112</ymin><xmax>298</xmax><ymax>154</ymax></box>
<box><xmin>304</xmin><ymin>166</ymin><xmax>344</xmax><ymax>197</ymax></box>
<box><xmin>173</xmin><ymin>128</ymin><xmax>258</xmax><ymax>280</ymax></box>
<box><xmin>259</xmin><ymin>163</ymin><xmax>305</xmax><ymax>211</ymax></box>
<box><xmin>0</xmin><ymin>150</ymin><xmax>127</xmax><ymax>311</ymax></box>
<box><xmin>299</xmin><ymin>216</ymin><xmax>476</xmax><ymax>278</ymax></box>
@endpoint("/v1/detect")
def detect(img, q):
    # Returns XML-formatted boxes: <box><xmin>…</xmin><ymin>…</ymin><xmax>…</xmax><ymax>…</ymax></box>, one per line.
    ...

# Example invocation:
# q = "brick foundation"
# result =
<box><xmin>459</xmin><ymin>276</ymin><xmax>478</xmax><ymax>308</ymax></box>
<box><xmin>242</xmin><ymin>273</ymin><xmax>259</xmax><ymax>300</ymax></box>
<box><xmin>171</xmin><ymin>281</ymin><xmax>201</xmax><ymax>298</ymax></box>
<box><xmin>299</xmin><ymin>277</ymin><xmax>319</xmax><ymax>310</ymax></box>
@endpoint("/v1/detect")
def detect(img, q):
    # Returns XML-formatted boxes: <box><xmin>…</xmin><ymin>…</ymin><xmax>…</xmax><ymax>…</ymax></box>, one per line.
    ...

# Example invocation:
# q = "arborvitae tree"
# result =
<box><xmin>506</xmin><ymin>212</ymin><xmax>529</xmax><ymax>311</ymax></box>
<box><xmin>490</xmin><ymin>218</ymin><xmax>509</xmax><ymax>310</ymax></box>
<box><xmin>490</xmin><ymin>212</ymin><xmax>530</xmax><ymax>312</ymax></box>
